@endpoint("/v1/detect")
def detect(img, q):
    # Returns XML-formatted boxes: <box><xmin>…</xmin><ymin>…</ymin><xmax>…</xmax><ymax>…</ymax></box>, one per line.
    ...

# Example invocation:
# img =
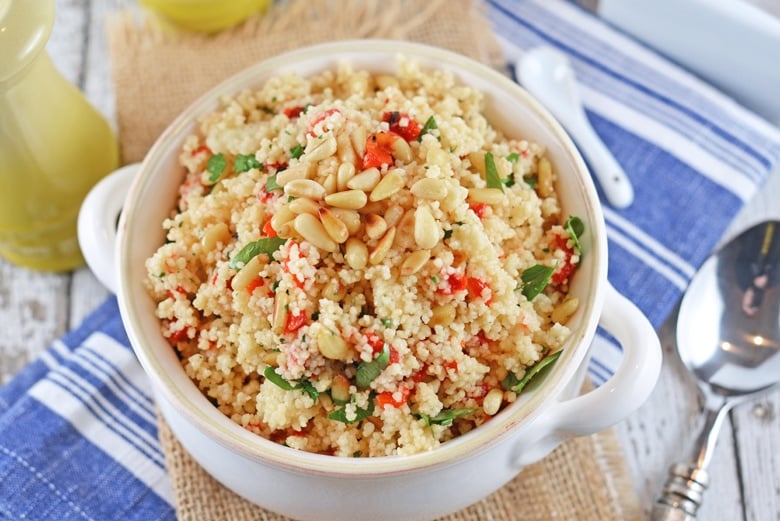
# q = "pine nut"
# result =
<box><xmin>384</xmin><ymin>204</ymin><xmax>405</xmax><ymax>228</ymax></box>
<box><xmin>351</xmin><ymin>127</ymin><xmax>367</xmax><ymax>158</ymax></box>
<box><xmin>345</xmin><ymin>238</ymin><xmax>368</xmax><ymax>269</ymax></box>
<box><xmin>324</xmin><ymin>189</ymin><xmax>367</xmax><ymax>210</ymax></box>
<box><xmin>318</xmin><ymin>207</ymin><xmax>349</xmax><ymax>244</ymax></box>
<box><xmin>201</xmin><ymin>222</ymin><xmax>230</xmax><ymax>251</ymax></box>
<box><xmin>401</xmin><ymin>249</ymin><xmax>430</xmax><ymax>276</ymax></box>
<box><xmin>390</xmin><ymin>137</ymin><xmax>412</xmax><ymax>163</ymax></box>
<box><xmin>468</xmin><ymin>151</ymin><xmax>487</xmax><ymax>176</ymax></box>
<box><xmin>270</xmin><ymin>206</ymin><xmax>296</xmax><ymax>233</ymax></box>
<box><xmin>393</xmin><ymin>210</ymin><xmax>416</xmax><ymax>249</ymax></box>
<box><xmin>369</xmin><ymin>169</ymin><xmax>404</xmax><ymax>202</ymax></box>
<box><xmin>288</xmin><ymin>197</ymin><xmax>320</xmax><ymax>215</ymax></box>
<box><xmin>276</xmin><ymin>162</ymin><xmax>313</xmax><ymax>186</ymax></box>
<box><xmin>262</xmin><ymin>351</ymin><xmax>280</xmax><ymax>367</ymax></box>
<box><xmin>347</xmin><ymin>167</ymin><xmax>381</xmax><ymax>191</ymax></box>
<box><xmin>414</xmin><ymin>205</ymin><xmax>440</xmax><ymax>249</ymax></box>
<box><xmin>467</xmin><ymin>187</ymin><xmax>505</xmax><ymax>205</ymax></box>
<box><xmin>330</xmin><ymin>208</ymin><xmax>361</xmax><ymax>235</ymax></box>
<box><xmin>285</xmin><ymin>179</ymin><xmax>326</xmax><ymax>200</ymax></box>
<box><xmin>317</xmin><ymin>329</ymin><xmax>349</xmax><ymax>360</ymax></box>
<box><xmin>305</xmin><ymin>135</ymin><xmax>338</xmax><ymax>162</ymax></box>
<box><xmin>429</xmin><ymin>303</ymin><xmax>455</xmax><ymax>327</ymax></box>
<box><xmin>483</xmin><ymin>388</ymin><xmax>504</xmax><ymax>416</ymax></box>
<box><xmin>336</xmin><ymin>132</ymin><xmax>357</xmax><ymax>167</ymax></box>
<box><xmin>322</xmin><ymin>173</ymin><xmax>337</xmax><ymax>195</ymax></box>
<box><xmin>364</xmin><ymin>214</ymin><xmax>388</xmax><ymax>240</ymax></box>
<box><xmin>232</xmin><ymin>254</ymin><xmax>264</xmax><ymax>292</ymax></box>
<box><xmin>551</xmin><ymin>297</ymin><xmax>579</xmax><ymax>324</ymax></box>
<box><xmin>293</xmin><ymin>213</ymin><xmax>338</xmax><ymax>252</ymax></box>
<box><xmin>336</xmin><ymin>162</ymin><xmax>356</xmax><ymax>191</ymax></box>
<box><xmin>410</xmin><ymin>178</ymin><xmax>447</xmax><ymax>200</ymax></box>
<box><xmin>330</xmin><ymin>374</ymin><xmax>352</xmax><ymax>403</ymax></box>
<box><xmin>272</xmin><ymin>292</ymin><xmax>288</xmax><ymax>334</ymax></box>
<box><xmin>537</xmin><ymin>156</ymin><xmax>554</xmax><ymax>198</ymax></box>
<box><xmin>369</xmin><ymin>226</ymin><xmax>396</xmax><ymax>265</ymax></box>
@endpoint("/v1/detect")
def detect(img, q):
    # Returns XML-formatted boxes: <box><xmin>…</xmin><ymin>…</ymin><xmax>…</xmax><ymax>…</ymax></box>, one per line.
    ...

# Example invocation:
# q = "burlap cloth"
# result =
<box><xmin>108</xmin><ymin>1</ymin><xmax>642</xmax><ymax>519</ymax></box>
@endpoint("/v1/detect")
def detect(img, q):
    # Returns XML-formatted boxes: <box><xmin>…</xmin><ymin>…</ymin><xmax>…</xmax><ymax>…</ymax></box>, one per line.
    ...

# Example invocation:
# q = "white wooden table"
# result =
<box><xmin>1</xmin><ymin>2</ymin><xmax>778</xmax><ymax>519</ymax></box>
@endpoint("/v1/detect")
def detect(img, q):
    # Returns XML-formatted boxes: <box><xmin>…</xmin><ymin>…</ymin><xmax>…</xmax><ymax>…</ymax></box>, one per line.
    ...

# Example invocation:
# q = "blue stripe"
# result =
<box><xmin>46</xmin><ymin>373</ymin><xmax>165</xmax><ymax>468</ymax></box>
<box><xmin>487</xmin><ymin>0</ymin><xmax>774</xmax><ymax>170</ymax></box>
<box><xmin>590</xmin><ymin>356</ymin><xmax>615</xmax><ymax>380</ymax></box>
<box><xmin>69</xmin><ymin>351</ymin><xmax>158</xmax><ymax>434</ymax></box>
<box><xmin>81</xmin><ymin>344</ymin><xmax>155</xmax><ymax>409</ymax></box>
<box><xmin>0</xmin><ymin>406</ymin><xmax>174</xmax><ymax>521</ymax></box>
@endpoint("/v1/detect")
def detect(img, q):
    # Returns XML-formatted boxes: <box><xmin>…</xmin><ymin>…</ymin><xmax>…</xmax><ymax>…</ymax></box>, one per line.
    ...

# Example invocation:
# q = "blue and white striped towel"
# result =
<box><xmin>2</xmin><ymin>1</ymin><xmax>779</xmax><ymax>519</ymax></box>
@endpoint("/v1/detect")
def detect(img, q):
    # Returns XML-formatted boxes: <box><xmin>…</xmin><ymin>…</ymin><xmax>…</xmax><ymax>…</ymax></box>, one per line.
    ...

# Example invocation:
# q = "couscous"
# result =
<box><xmin>145</xmin><ymin>57</ymin><xmax>582</xmax><ymax>457</ymax></box>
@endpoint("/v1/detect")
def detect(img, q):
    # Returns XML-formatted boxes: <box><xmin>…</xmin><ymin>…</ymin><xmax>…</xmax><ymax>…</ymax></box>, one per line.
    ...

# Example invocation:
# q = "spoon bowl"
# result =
<box><xmin>652</xmin><ymin>220</ymin><xmax>780</xmax><ymax>520</ymax></box>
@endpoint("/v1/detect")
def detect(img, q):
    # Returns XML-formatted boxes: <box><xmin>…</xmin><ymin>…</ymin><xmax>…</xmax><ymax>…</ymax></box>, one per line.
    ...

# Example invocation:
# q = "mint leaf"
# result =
<box><xmin>520</xmin><ymin>264</ymin><xmax>555</xmax><ymax>300</ymax></box>
<box><xmin>230</xmin><ymin>237</ymin><xmax>286</xmax><ymax>269</ymax></box>
<box><xmin>484</xmin><ymin>152</ymin><xmax>504</xmax><ymax>192</ymax></box>
<box><xmin>266</xmin><ymin>174</ymin><xmax>282</xmax><ymax>192</ymax></box>
<box><xmin>328</xmin><ymin>396</ymin><xmax>375</xmax><ymax>424</ymax></box>
<box><xmin>355</xmin><ymin>343</ymin><xmax>390</xmax><ymax>388</ymax></box>
<box><xmin>417</xmin><ymin>408</ymin><xmax>475</xmax><ymax>427</ymax></box>
<box><xmin>506</xmin><ymin>152</ymin><xmax>520</xmax><ymax>163</ymax></box>
<box><xmin>263</xmin><ymin>366</ymin><xmax>319</xmax><ymax>401</ymax></box>
<box><xmin>290</xmin><ymin>144</ymin><xmax>304</xmax><ymax>160</ymax></box>
<box><xmin>207</xmin><ymin>153</ymin><xmax>227</xmax><ymax>182</ymax></box>
<box><xmin>502</xmin><ymin>351</ymin><xmax>562</xmax><ymax>394</ymax></box>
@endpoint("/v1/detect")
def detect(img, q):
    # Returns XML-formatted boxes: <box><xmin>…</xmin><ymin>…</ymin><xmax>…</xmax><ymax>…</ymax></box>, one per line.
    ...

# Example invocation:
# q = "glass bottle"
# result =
<box><xmin>0</xmin><ymin>0</ymin><xmax>119</xmax><ymax>271</ymax></box>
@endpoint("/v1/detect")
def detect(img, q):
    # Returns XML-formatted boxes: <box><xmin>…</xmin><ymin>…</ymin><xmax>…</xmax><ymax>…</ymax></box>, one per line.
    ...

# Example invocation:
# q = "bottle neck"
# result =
<box><xmin>0</xmin><ymin>0</ymin><xmax>56</xmax><ymax>86</ymax></box>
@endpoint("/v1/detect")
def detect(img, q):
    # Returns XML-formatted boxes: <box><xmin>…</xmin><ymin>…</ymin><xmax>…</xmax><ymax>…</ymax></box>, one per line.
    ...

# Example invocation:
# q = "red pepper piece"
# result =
<box><xmin>382</xmin><ymin>111</ymin><xmax>421</xmax><ymax>142</ymax></box>
<box><xmin>466</xmin><ymin>276</ymin><xmax>492</xmax><ymax>305</ymax></box>
<box><xmin>469</xmin><ymin>203</ymin><xmax>489</xmax><ymax>219</ymax></box>
<box><xmin>246</xmin><ymin>276</ymin><xmax>264</xmax><ymax>294</ymax></box>
<box><xmin>191</xmin><ymin>144</ymin><xmax>212</xmax><ymax>157</ymax></box>
<box><xmin>361</xmin><ymin>132</ymin><xmax>395</xmax><ymax>169</ymax></box>
<box><xmin>284</xmin><ymin>311</ymin><xmax>308</xmax><ymax>334</ymax></box>
<box><xmin>284</xmin><ymin>105</ymin><xmax>305</xmax><ymax>119</ymax></box>
<box><xmin>263</xmin><ymin>219</ymin><xmax>277</xmax><ymax>237</ymax></box>
<box><xmin>551</xmin><ymin>234</ymin><xmax>577</xmax><ymax>285</ymax></box>
<box><xmin>366</xmin><ymin>332</ymin><xmax>385</xmax><ymax>353</ymax></box>
<box><xmin>307</xmin><ymin>108</ymin><xmax>342</xmax><ymax>136</ymax></box>
<box><xmin>376</xmin><ymin>387</ymin><xmax>411</xmax><ymax>409</ymax></box>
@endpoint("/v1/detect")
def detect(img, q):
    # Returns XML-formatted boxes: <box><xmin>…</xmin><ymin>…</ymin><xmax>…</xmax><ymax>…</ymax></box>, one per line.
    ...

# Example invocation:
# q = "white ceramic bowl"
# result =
<box><xmin>79</xmin><ymin>40</ymin><xmax>661</xmax><ymax>521</ymax></box>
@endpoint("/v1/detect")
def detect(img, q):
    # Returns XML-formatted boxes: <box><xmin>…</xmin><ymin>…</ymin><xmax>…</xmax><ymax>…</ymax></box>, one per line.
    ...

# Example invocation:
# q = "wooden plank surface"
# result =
<box><xmin>1</xmin><ymin>1</ymin><xmax>777</xmax><ymax>519</ymax></box>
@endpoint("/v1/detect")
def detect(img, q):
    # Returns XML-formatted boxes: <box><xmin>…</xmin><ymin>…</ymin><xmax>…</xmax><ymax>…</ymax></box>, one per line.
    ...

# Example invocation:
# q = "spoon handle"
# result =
<box><xmin>650</xmin><ymin>403</ymin><xmax>729</xmax><ymax>520</ymax></box>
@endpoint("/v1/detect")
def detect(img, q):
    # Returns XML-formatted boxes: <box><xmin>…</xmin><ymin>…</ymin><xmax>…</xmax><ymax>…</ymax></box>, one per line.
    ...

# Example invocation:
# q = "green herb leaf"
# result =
<box><xmin>506</xmin><ymin>152</ymin><xmax>520</xmax><ymax>163</ymax></box>
<box><xmin>484</xmin><ymin>152</ymin><xmax>504</xmax><ymax>192</ymax></box>
<box><xmin>523</xmin><ymin>175</ymin><xmax>538</xmax><ymax>189</ymax></box>
<box><xmin>266</xmin><ymin>174</ymin><xmax>282</xmax><ymax>192</ymax></box>
<box><xmin>443</xmin><ymin>229</ymin><xmax>453</xmax><ymax>240</ymax></box>
<box><xmin>264</xmin><ymin>366</ymin><xmax>294</xmax><ymax>390</ymax></box>
<box><xmin>263</xmin><ymin>366</ymin><xmax>319</xmax><ymax>401</ymax></box>
<box><xmin>290</xmin><ymin>144</ymin><xmax>304</xmax><ymax>160</ymax></box>
<box><xmin>380</xmin><ymin>318</ymin><xmax>393</xmax><ymax>328</ymax></box>
<box><xmin>417</xmin><ymin>115</ymin><xmax>438</xmax><ymax>141</ymax></box>
<box><xmin>418</xmin><ymin>408</ymin><xmax>476</xmax><ymax>427</ymax></box>
<box><xmin>502</xmin><ymin>174</ymin><xmax>516</xmax><ymax>188</ymax></box>
<box><xmin>234</xmin><ymin>154</ymin><xmax>262</xmax><ymax>173</ymax></box>
<box><xmin>564</xmin><ymin>215</ymin><xmax>585</xmax><ymax>256</ymax></box>
<box><xmin>520</xmin><ymin>264</ymin><xmax>555</xmax><ymax>300</ymax></box>
<box><xmin>230</xmin><ymin>237</ymin><xmax>287</xmax><ymax>269</ymax></box>
<box><xmin>355</xmin><ymin>344</ymin><xmax>390</xmax><ymax>388</ymax></box>
<box><xmin>328</xmin><ymin>396</ymin><xmax>375</xmax><ymax>424</ymax></box>
<box><xmin>207</xmin><ymin>153</ymin><xmax>227</xmax><ymax>183</ymax></box>
<box><xmin>502</xmin><ymin>351</ymin><xmax>562</xmax><ymax>394</ymax></box>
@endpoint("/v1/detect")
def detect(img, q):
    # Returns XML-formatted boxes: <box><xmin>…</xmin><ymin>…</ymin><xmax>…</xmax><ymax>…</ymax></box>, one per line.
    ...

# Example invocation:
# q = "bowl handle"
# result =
<box><xmin>77</xmin><ymin>163</ymin><xmax>140</xmax><ymax>293</ymax></box>
<box><xmin>513</xmin><ymin>283</ymin><xmax>661</xmax><ymax>467</ymax></box>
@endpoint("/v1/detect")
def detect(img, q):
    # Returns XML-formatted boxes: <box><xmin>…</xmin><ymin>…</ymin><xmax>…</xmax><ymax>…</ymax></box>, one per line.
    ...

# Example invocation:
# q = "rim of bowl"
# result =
<box><xmin>118</xmin><ymin>39</ymin><xmax>608</xmax><ymax>477</ymax></box>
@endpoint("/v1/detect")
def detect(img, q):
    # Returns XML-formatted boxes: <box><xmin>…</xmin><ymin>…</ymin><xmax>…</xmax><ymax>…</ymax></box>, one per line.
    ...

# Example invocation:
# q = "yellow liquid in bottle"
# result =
<box><xmin>138</xmin><ymin>0</ymin><xmax>271</xmax><ymax>33</ymax></box>
<box><xmin>0</xmin><ymin>0</ymin><xmax>119</xmax><ymax>271</ymax></box>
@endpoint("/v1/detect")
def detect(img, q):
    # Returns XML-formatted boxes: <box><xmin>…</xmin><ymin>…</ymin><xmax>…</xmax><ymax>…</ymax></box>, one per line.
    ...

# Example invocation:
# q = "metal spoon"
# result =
<box><xmin>516</xmin><ymin>47</ymin><xmax>634</xmax><ymax>208</ymax></box>
<box><xmin>651</xmin><ymin>220</ymin><xmax>780</xmax><ymax>520</ymax></box>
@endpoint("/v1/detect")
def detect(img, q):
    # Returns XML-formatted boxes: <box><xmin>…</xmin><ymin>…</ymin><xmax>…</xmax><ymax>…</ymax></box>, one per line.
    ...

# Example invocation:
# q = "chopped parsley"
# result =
<box><xmin>263</xmin><ymin>366</ymin><xmax>319</xmax><ymax>401</ymax></box>
<box><xmin>520</xmin><ymin>264</ymin><xmax>555</xmax><ymax>300</ymax></box>
<box><xmin>234</xmin><ymin>154</ymin><xmax>262</xmax><ymax>173</ymax></box>
<box><xmin>417</xmin><ymin>115</ymin><xmax>438</xmax><ymax>141</ymax></box>
<box><xmin>506</xmin><ymin>152</ymin><xmax>520</xmax><ymax>163</ymax></box>
<box><xmin>206</xmin><ymin>153</ymin><xmax>227</xmax><ymax>183</ymax></box>
<box><xmin>564</xmin><ymin>215</ymin><xmax>585</xmax><ymax>255</ymax></box>
<box><xmin>380</xmin><ymin>318</ymin><xmax>393</xmax><ymax>328</ymax></box>
<box><xmin>289</xmin><ymin>144</ymin><xmax>304</xmax><ymax>159</ymax></box>
<box><xmin>416</xmin><ymin>408</ymin><xmax>475</xmax><ymax>427</ymax></box>
<box><xmin>265</xmin><ymin>173</ymin><xmax>282</xmax><ymax>192</ymax></box>
<box><xmin>484</xmin><ymin>152</ymin><xmax>504</xmax><ymax>192</ymax></box>
<box><xmin>229</xmin><ymin>237</ymin><xmax>287</xmax><ymax>269</ymax></box>
<box><xmin>502</xmin><ymin>351</ymin><xmax>562</xmax><ymax>394</ymax></box>
<box><xmin>355</xmin><ymin>344</ymin><xmax>390</xmax><ymax>389</ymax></box>
<box><xmin>328</xmin><ymin>396</ymin><xmax>375</xmax><ymax>424</ymax></box>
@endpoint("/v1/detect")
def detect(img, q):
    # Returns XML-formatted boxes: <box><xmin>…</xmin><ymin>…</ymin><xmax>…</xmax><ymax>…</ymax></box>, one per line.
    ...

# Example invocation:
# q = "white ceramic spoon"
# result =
<box><xmin>516</xmin><ymin>47</ymin><xmax>634</xmax><ymax>208</ymax></box>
